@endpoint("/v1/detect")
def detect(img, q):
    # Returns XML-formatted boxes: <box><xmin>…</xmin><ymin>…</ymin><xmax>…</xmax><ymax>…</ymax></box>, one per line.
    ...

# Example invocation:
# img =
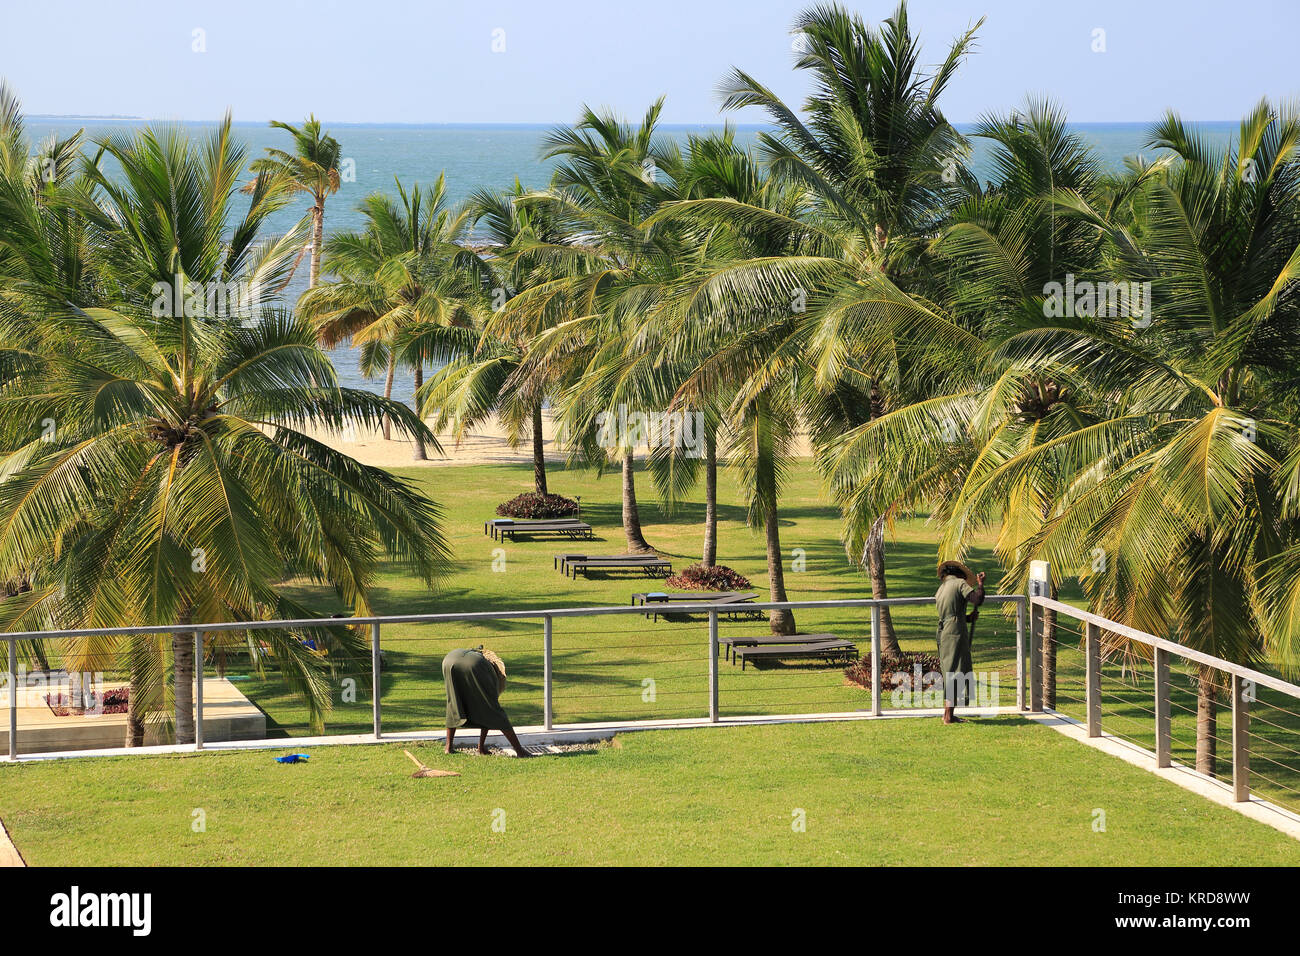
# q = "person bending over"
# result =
<box><xmin>935</xmin><ymin>560</ymin><xmax>985</xmax><ymax>724</ymax></box>
<box><xmin>441</xmin><ymin>647</ymin><xmax>532</xmax><ymax>757</ymax></box>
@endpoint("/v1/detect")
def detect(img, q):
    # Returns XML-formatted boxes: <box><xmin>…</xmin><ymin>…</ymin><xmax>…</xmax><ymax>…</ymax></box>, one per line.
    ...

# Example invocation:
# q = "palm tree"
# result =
<box><xmin>247</xmin><ymin>116</ymin><xmax>343</xmax><ymax>289</ymax></box>
<box><xmin>658</xmin><ymin>0</ymin><xmax>982</xmax><ymax>649</ymax></box>
<box><xmin>838</xmin><ymin>101</ymin><xmax>1300</xmax><ymax>776</ymax></box>
<box><xmin>416</xmin><ymin>181</ymin><xmax>590</xmax><ymax>494</ymax></box>
<box><xmin>500</xmin><ymin>100</ymin><xmax>685</xmax><ymax>553</ymax></box>
<box><xmin>1015</xmin><ymin>102</ymin><xmax>1300</xmax><ymax>775</ymax></box>
<box><xmin>645</xmin><ymin>130</ymin><xmax>822</xmax><ymax>632</ymax></box>
<box><xmin>0</xmin><ymin>116</ymin><xmax>449</xmax><ymax>746</ymax></box>
<box><xmin>299</xmin><ymin>175</ymin><xmax>484</xmax><ymax>460</ymax></box>
<box><xmin>826</xmin><ymin>101</ymin><xmax>1116</xmax><ymax>699</ymax></box>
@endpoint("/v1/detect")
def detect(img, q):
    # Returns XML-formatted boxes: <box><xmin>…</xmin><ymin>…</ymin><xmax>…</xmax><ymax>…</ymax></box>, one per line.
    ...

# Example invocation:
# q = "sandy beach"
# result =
<box><xmin>286</xmin><ymin>409</ymin><xmax>814</xmax><ymax>470</ymax></box>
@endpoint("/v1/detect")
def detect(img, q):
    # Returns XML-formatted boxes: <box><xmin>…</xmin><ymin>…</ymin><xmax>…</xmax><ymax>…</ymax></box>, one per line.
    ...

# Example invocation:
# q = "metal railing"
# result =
<box><xmin>1028</xmin><ymin>594</ymin><xmax>1300</xmax><ymax>812</ymax></box>
<box><xmin>0</xmin><ymin>594</ymin><xmax>1027</xmax><ymax>759</ymax></box>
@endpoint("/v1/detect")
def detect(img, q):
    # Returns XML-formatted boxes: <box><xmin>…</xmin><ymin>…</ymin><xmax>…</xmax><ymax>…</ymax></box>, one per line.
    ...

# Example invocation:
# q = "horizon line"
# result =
<box><xmin>25</xmin><ymin>114</ymin><xmax>1243</xmax><ymax>128</ymax></box>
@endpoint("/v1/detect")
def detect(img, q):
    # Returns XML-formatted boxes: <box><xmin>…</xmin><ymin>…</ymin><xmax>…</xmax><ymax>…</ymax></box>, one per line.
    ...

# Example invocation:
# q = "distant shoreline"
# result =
<box><xmin>28</xmin><ymin>115</ymin><xmax>1239</xmax><ymax>129</ymax></box>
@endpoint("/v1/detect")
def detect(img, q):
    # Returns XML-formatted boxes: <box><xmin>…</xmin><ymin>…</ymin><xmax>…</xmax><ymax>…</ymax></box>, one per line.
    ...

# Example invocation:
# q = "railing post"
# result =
<box><xmin>1015</xmin><ymin>598</ymin><xmax>1026</xmax><ymax>712</ymax></box>
<box><xmin>371</xmin><ymin>622</ymin><xmax>382</xmax><ymax>739</ymax></box>
<box><xmin>1154</xmin><ymin>647</ymin><xmax>1171</xmax><ymax>768</ymax></box>
<box><xmin>543</xmin><ymin>615</ymin><xmax>553</xmax><ymax>731</ymax></box>
<box><xmin>1028</xmin><ymin>602</ymin><xmax>1043</xmax><ymax>713</ymax></box>
<box><xmin>6</xmin><ymin>637</ymin><xmax>15</xmax><ymax>760</ymax></box>
<box><xmin>194</xmin><ymin>630</ymin><xmax>204</xmax><ymax>751</ymax></box>
<box><xmin>870</xmin><ymin>604</ymin><xmax>882</xmax><ymax>716</ymax></box>
<box><xmin>1028</xmin><ymin>561</ymin><xmax>1050</xmax><ymax>713</ymax></box>
<box><xmin>708</xmin><ymin>609</ymin><xmax>719</xmax><ymax>722</ymax></box>
<box><xmin>1085</xmin><ymin>621</ymin><xmax>1101</xmax><ymax>737</ymax></box>
<box><xmin>1232</xmin><ymin>674</ymin><xmax>1250</xmax><ymax>802</ymax></box>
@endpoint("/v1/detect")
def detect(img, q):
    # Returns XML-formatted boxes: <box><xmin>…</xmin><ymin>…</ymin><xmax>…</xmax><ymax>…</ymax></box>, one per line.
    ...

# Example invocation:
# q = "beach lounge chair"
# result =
<box><xmin>489</xmin><ymin>518</ymin><xmax>594</xmax><ymax>541</ymax></box>
<box><xmin>632</xmin><ymin>591</ymin><xmax>763</xmax><ymax>621</ymax></box>
<box><xmin>561</xmin><ymin>554</ymin><xmax>672</xmax><ymax>579</ymax></box>
<box><xmin>726</xmin><ymin>634</ymin><xmax>859</xmax><ymax>668</ymax></box>
<box><xmin>556</xmin><ymin>553</ymin><xmax>661</xmax><ymax>572</ymax></box>
<box><xmin>486</xmin><ymin>517</ymin><xmax>584</xmax><ymax>538</ymax></box>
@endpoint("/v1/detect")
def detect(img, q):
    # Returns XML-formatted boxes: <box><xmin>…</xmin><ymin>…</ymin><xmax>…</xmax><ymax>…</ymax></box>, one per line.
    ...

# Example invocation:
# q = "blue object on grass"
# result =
<box><xmin>275</xmin><ymin>754</ymin><xmax>310</xmax><ymax>763</ymax></box>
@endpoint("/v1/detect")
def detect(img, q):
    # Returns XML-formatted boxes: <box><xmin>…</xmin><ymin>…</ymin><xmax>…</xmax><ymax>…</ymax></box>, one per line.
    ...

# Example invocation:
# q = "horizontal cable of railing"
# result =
<box><xmin>0</xmin><ymin>594</ymin><xmax>1025</xmax><ymax>641</ymax></box>
<box><xmin>1030</xmin><ymin>595</ymin><xmax>1300</xmax><ymax>700</ymax></box>
<box><xmin>1</xmin><ymin>594</ymin><xmax>1028</xmax><ymax>760</ymax></box>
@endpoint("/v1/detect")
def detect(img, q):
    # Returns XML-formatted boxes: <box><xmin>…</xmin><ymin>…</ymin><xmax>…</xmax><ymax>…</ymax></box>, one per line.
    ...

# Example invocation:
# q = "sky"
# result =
<box><xmin>2</xmin><ymin>0</ymin><xmax>1297</xmax><ymax>125</ymax></box>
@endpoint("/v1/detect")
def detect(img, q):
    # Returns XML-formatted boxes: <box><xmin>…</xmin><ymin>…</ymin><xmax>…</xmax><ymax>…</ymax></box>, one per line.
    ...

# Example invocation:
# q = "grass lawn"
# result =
<box><xmin>235</xmin><ymin>459</ymin><xmax>1015</xmax><ymax>737</ymax></box>
<box><xmin>7</xmin><ymin>457</ymin><xmax>1298</xmax><ymax>863</ymax></box>
<box><xmin>2</xmin><ymin>720</ymin><xmax>1298</xmax><ymax>866</ymax></box>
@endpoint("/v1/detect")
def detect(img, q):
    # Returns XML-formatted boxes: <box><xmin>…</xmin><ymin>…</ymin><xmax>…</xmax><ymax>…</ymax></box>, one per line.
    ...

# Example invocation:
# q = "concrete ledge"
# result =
<box><xmin>0</xmin><ymin>818</ymin><xmax>23</xmax><ymax>867</ymax></box>
<box><xmin>1030</xmin><ymin>709</ymin><xmax>1300</xmax><ymax>841</ymax></box>
<box><xmin>0</xmin><ymin>677</ymin><xmax>265</xmax><ymax>754</ymax></box>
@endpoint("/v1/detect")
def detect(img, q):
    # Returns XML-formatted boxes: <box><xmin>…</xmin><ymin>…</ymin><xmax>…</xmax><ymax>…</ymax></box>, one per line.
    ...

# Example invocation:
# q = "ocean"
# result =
<box><xmin>24</xmin><ymin>118</ymin><xmax>1240</xmax><ymax>403</ymax></box>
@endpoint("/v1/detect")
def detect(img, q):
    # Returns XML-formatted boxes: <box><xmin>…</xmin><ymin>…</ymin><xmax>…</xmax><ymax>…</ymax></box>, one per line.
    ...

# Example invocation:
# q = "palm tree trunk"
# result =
<box><xmin>68</xmin><ymin>670</ymin><xmax>85</xmax><ymax>715</ymax></box>
<box><xmin>532</xmin><ymin>401</ymin><xmax>548</xmax><ymax>495</ymax></box>
<box><xmin>411</xmin><ymin>362</ymin><xmax>427</xmax><ymax>461</ymax></box>
<box><xmin>702</xmin><ymin>428</ymin><xmax>718</xmax><ymax>567</ymax></box>
<box><xmin>764</xmin><ymin>493</ymin><xmax>796</xmax><ymax>635</ymax></box>
<box><xmin>865</xmin><ymin>516</ymin><xmax>901</xmax><ymax>658</ymax></box>
<box><xmin>381</xmin><ymin>351</ymin><xmax>396</xmax><ymax>441</ymax></box>
<box><xmin>309</xmin><ymin>202</ymin><xmax>325</xmax><ymax>288</ymax></box>
<box><xmin>173</xmin><ymin>630</ymin><xmax>195</xmax><ymax>746</ymax></box>
<box><xmin>1196</xmin><ymin>665</ymin><xmax>1218</xmax><ymax>778</ymax></box>
<box><xmin>127</xmin><ymin>637</ymin><xmax>149</xmax><ymax>747</ymax></box>
<box><xmin>272</xmin><ymin>241</ymin><xmax>309</xmax><ymax>296</ymax></box>
<box><xmin>621</xmin><ymin>453</ymin><xmax>653</xmax><ymax>553</ymax></box>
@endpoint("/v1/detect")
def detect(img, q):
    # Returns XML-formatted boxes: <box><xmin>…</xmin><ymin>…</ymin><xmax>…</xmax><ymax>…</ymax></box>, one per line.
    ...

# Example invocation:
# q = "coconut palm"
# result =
<box><xmin>824</xmin><ymin>100</ymin><xmax>1118</xmax><ymax>699</ymax></box>
<box><xmin>497</xmin><ymin>100</ymin><xmax>685</xmax><ymax>553</ymax></box>
<box><xmin>1010</xmin><ymin>102</ymin><xmax>1300</xmax><ymax>776</ymax></box>
<box><xmin>0</xmin><ymin>116</ymin><xmax>449</xmax><ymax>746</ymax></box>
<box><xmin>298</xmin><ymin>174</ymin><xmax>485</xmax><ymax>460</ymax></box>
<box><xmin>659</xmin><ymin>0</ymin><xmax>982</xmax><ymax>649</ymax></box>
<box><xmin>415</xmin><ymin>181</ymin><xmax>592</xmax><ymax>494</ymax></box>
<box><xmin>644</xmin><ymin>130</ymin><xmax>825</xmax><ymax>632</ymax></box>
<box><xmin>853</xmin><ymin>102</ymin><xmax>1300</xmax><ymax>776</ymax></box>
<box><xmin>247</xmin><ymin>116</ymin><xmax>343</xmax><ymax>289</ymax></box>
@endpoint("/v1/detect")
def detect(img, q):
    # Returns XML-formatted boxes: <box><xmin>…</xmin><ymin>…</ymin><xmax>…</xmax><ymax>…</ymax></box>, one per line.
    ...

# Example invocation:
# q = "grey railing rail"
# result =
<box><xmin>1029</xmin><ymin>592</ymin><xmax>1300</xmax><ymax>807</ymax></box>
<box><xmin>2</xmin><ymin>594</ymin><xmax>1026</xmax><ymax>759</ymax></box>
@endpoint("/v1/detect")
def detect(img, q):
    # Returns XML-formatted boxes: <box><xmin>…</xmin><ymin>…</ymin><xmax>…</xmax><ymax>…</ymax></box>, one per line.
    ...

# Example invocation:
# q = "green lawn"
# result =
<box><xmin>3</xmin><ymin>720</ymin><xmax>1297</xmax><ymax>866</ymax></box>
<box><xmin>234</xmin><ymin>459</ymin><xmax>1014</xmax><ymax>737</ymax></box>
<box><xmin>6</xmin><ymin>458</ymin><xmax>1298</xmax><ymax>864</ymax></box>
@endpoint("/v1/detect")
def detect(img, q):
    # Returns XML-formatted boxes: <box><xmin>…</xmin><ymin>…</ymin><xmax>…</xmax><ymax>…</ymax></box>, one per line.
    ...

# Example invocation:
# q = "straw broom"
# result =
<box><xmin>404</xmin><ymin>750</ymin><xmax>459</xmax><ymax>778</ymax></box>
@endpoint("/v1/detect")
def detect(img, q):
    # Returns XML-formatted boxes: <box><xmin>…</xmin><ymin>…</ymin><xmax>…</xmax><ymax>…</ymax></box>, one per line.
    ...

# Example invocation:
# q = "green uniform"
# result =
<box><xmin>442</xmin><ymin>648</ymin><xmax>512</xmax><ymax>731</ymax></box>
<box><xmin>935</xmin><ymin>575</ymin><xmax>975</xmax><ymax>706</ymax></box>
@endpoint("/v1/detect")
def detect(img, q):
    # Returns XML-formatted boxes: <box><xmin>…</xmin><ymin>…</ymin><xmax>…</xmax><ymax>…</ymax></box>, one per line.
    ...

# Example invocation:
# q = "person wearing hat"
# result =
<box><xmin>935</xmin><ymin>560</ymin><xmax>985</xmax><ymax>724</ymax></box>
<box><xmin>442</xmin><ymin>646</ymin><xmax>532</xmax><ymax>757</ymax></box>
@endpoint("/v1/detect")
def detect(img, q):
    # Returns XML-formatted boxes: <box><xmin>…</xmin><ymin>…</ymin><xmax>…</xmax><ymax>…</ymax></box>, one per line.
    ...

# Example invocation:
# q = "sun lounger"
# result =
<box><xmin>722</xmin><ymin>631</ymin><xmax>845</xmax><ymax>660</ymax></box>
<box><xmin>556</xmin><ymin>553</ymin><xmax>661</xmax><ymax>571</ymax></box>
<box><xmin>486</xmin><ymin>517</ymin><xmax>585</xmax><ymax>537</ymax></box>
<box><xmin>726</xmin><ymin>634</ymin><xmax>859</xmax><ymax>668</ymax></box>
<box><xmin>631</xmin><ymin>591</ymin><xmax>757</xmax><ymax>606</ymax></box>
<box><xmin>562</xmin><ymin>555</ymin><xmax>672</xmax><ymax>579</ymax></box>
<box><xmin>489</xmin><ymin>518</ymin><xmax>593</xmax><ymax>541</ymax></box>
<box><xmin>631</xmin><ymin>591</ymin><xmax>763</xmax><ymax>621</ymax></box>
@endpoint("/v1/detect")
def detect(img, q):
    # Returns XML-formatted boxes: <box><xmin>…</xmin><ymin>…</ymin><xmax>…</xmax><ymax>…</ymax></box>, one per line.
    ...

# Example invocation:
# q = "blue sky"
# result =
<box><xmin>3</xmin><ymin>0</ymin><xmax>1296</xmax><ymax>124</ymax></box>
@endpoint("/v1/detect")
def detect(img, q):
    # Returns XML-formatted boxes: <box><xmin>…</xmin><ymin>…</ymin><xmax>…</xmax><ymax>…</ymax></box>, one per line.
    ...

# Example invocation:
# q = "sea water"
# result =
<box><xmin>23</xmin><ymin>118</ymin><xmax>1239</xmax><ymax>403</ymax></box>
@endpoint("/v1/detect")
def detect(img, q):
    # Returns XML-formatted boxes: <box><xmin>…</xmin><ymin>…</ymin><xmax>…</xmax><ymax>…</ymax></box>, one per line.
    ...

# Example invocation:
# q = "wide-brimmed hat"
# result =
<box><xmin>480</xmin><ymin>647</ymin><xmax>507</xmax><ymax>693</ymax></box>
<box><xmin>936</xmin><ymin>559</ymin><xmax>977</xmax><ymax>587</ymax></box>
